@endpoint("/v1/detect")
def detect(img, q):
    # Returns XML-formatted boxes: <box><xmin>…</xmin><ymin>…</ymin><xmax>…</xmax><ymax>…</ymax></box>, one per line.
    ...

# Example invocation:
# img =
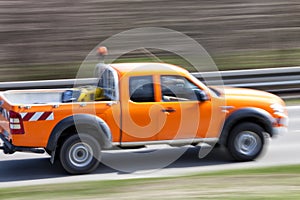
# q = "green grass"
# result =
<box><xmin>285</xmin><ymin>99</ymin><xmax>300</xmax><ymax>106</ymax></box>
<box><xmin>1</xmin><ymin>48</ymin><xmax>300</xmax><ymax>81</ymax></box>
<box><xmin>213</xmin><ymin>48</ymin><xmax>300</xmax><ymax>71</ymax></box>
<box><xmin>2</xmin><ymin>164</ymin><xmax>300</xmax><ymax>199</ymax></box>
<box><xmin>191</xmin><ymin>164</ymin><xmax>300</xmax><ymax>176</ymax></box>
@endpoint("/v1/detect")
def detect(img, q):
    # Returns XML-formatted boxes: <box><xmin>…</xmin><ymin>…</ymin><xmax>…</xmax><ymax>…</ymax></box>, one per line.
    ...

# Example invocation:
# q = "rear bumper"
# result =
<box><xmin>0</xmin><ymin>132</ymin><xmax>14</xmax><ymax>154</ymax></box>
<box><xmin>0</xmin><ymin>133</ymin><xmax>45</xmax><ymax>154</ymax></box>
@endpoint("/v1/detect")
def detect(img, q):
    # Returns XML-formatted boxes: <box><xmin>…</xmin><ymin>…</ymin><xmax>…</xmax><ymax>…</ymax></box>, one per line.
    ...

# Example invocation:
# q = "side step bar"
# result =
<box><xmin>0</xmin><ymin>133</ymin><xmax>45</xmax><ymax>154</ymax></box>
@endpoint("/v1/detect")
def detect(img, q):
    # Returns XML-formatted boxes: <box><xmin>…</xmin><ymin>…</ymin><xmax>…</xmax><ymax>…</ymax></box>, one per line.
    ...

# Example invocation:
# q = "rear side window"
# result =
<box><xmin>129</xmin><ymin>76</ymin><xmax>155</xmax><ymax>102</ymax></box>
<box><xmin>98</xmin><ymin>68</ymin><xmax>117</xmax><ymax>100</ymax></box>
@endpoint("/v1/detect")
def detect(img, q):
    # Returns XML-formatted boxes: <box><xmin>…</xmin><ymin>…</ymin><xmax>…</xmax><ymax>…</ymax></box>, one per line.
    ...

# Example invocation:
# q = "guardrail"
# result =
<box><xmin>0</xmin><ymin>66</ymin><xmax>299</xmax><ymax>99</ymax></box>
<box><xmin>193</xmin><ymin>66</ymin><xmax>300</xmax><ymax>99</ymax></box>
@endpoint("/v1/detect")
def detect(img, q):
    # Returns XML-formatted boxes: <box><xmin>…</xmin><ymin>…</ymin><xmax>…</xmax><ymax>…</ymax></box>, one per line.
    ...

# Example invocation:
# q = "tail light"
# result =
<box><xmin>9</xmin><ymin>111</ymin><xmax>25</xmax><ymax>134</ymax></box>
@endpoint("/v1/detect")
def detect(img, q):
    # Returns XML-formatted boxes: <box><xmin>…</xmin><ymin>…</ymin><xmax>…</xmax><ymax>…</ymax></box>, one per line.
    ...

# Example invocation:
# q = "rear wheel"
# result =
<box><xmin>227</xmin><ymin>122</ymin><xmax>265</xmax><ymax>161</ymax></box>
<box><xmin>59</xmin><ymin>134</ymin><xmax>101</xmax><ymax>174</ymax></box>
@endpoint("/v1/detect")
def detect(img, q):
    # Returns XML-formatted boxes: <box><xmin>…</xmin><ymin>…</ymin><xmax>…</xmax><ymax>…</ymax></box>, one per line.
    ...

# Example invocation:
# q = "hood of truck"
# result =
<box><xmin>223</xmin><ymin>87</ymin><xmax>280</xmax><ymax>101</ymax></box>
<box><xmin>211</xmin><ymin>86</ymin><xmax>286</xmax><ymax>113</ymax></box>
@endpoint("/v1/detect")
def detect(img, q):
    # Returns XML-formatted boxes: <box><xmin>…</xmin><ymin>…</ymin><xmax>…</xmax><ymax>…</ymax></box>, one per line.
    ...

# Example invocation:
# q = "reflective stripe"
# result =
<box><xmin>46</xmin><ymin>112</ymin><xmax>54</xmax><ymax>120</ymax></box>
<box><xmin>22</xmin><ymin>112</ymin><xmax>35</xmax><ymax>121</ymax></box>
<box><xmin>29</xmin><ymin>112</ymin><xmax>44</xmax><ymax>121</ymax></box>
<box><xmin>22</xmin><ymin>112</ymin><xmax>54</xmax><ymax>121</ymax></box>
<box><xmin>20</xmin><ymin>113</ymin><xmax>27</xmax><ymax>118</ymax></box>
<box><xmin>3</xmin><ymin>110</ymin><xmax>54</xmax><ymax>121</ymax></box>
<box><xmin>39</xmin><ymin>112</ymin><xmax>52</xmax><ymax>120</ymax></box>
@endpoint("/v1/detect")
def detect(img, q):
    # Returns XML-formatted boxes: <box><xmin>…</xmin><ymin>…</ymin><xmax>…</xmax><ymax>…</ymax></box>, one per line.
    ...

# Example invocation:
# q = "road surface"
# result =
<box><xmin>0</xmin><ymin>106</ymin><xmax>299</xmax><ymax>188</ymax></box>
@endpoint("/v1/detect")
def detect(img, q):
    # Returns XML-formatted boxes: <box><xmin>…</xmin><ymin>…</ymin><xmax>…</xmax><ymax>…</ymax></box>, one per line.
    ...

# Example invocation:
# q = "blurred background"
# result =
<box><xmin>0</xmin><ymin>0</ymin><xmax>299</xmax><ymax>81</ymax></box>
<box><xmin>0</xmin><ymin>1</ymin><xmax>300</xmax><ymax>198</ymax></box>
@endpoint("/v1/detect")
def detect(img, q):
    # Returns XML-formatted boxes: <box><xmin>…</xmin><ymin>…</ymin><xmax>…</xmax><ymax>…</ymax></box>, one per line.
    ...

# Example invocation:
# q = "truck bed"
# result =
<box><xmin>1</xmin><ymin>89</ymin><xmax>65</xmax><ymax>105</ymax></box>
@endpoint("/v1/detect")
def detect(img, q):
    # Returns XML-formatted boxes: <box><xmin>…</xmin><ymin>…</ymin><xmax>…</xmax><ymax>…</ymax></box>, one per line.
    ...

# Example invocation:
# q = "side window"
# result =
<box><xmin>129</xmin><ymin>76</ymin><xmax>155</xmax><ymax>102</ymax></box>
<box><xmin>98</xmin><ymin>68</ymin><xmax>117</xmax><ymax>100</ymax></box>
<box><xmin>161</xmin><ymin>75</ymin><xmax>199</xmax><ymax>101</ymax></box>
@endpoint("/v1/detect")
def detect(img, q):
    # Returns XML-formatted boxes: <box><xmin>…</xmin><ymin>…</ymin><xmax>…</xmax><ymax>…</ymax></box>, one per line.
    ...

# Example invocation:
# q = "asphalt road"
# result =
<box><xmin>0</xmin><ymin>106</ymin><xmax>299</xmax><ymax>188</ymax></box>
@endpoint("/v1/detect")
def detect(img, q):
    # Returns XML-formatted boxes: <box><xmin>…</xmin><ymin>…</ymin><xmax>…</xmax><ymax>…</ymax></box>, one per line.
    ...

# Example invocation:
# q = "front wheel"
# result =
<box><xmin>59</xmin><ymin>134</ymin><xmax>101</xmax><ymax>174</ymax></box>
<box><xmin>227</xmin><ymin>122</ymin><xmax>265</xmax><ymax>161</ymax></box>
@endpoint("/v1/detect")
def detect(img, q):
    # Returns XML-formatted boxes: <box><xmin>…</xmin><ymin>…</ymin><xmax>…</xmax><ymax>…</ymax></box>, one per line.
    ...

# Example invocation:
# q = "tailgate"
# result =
<box><xmin>0</xmin><ymin>93</ymin><xmax>51</xmax><ymax>154</ymax></box>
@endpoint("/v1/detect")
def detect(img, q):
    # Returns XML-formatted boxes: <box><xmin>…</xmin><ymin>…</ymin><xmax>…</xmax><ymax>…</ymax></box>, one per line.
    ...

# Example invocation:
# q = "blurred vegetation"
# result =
<box><xmin>1</xmin><ymin>164</ymin><xmax>300</xmax><ymax>199</ymax></box>
<box><xmin>0</xmin><ymin>0</ymin><xmax>299</xmax><ymax>81</ymax></box>
<box><xmin>1</xmin><ymin>48</ymin><xmax>300</xmax><ymax>81</ymax></box>
<box><xmin>115</xmin><ymin>48</ymin><xmax>300</xmax><ymax>72</ymax></box>
<box><xmin>285</xmin><ymin>98</ymin><xmax>300</xmax><ymax>106</ymax></box>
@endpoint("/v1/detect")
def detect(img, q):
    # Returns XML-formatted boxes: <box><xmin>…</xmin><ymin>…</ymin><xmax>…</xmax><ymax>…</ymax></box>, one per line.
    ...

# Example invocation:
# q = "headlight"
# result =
<box><xmin>270</xmin><ymin>103</ymin><xmax>284</xmax><ymax>114</ymax></box>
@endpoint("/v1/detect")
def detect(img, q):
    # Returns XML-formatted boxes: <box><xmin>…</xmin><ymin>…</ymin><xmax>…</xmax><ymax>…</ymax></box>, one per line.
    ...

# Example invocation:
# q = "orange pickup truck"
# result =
<box><xmin>0</xmin><ymin>62</ymin><xmax>288</xmax><ymax>174</ymax></box>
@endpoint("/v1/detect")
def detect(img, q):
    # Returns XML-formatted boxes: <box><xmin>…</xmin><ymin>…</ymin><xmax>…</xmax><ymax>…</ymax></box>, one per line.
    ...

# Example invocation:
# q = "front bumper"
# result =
<box><xmin>272</xmin><ymin>112</ymin><xmax>288</xmax><ymax>137</ymax></box>
<box><xmin>272</xmin><ymin>126</ymin><xmax>288</xmax><ymax>137</ymax></box>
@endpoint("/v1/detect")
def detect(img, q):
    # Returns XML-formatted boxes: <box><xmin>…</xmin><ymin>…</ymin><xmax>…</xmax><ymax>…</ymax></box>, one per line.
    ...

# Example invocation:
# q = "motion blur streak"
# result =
<box><xmin>0</xmin><ymin>0</ymin><xmax>299</xmax><ymax>81</ymax></box>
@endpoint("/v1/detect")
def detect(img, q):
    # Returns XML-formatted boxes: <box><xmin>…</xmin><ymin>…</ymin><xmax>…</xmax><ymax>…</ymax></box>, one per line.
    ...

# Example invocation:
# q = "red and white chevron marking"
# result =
<box><xmin>20</xmin><ymin>112</ymin><xmax>54</xmax><ymax>121</ymax></box>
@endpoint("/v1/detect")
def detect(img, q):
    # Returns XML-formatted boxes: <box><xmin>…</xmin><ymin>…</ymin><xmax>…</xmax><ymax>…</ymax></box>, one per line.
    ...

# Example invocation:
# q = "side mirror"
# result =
<box><xmin>194</xmin><ymin>89</ymin><xmax>209</xmax><ymax>102</ymax></box>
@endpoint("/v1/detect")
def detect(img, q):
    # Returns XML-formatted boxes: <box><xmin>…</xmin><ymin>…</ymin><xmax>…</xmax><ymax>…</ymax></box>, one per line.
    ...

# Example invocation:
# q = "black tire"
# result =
<box><xmin>59</xmin><ymin>134</ymin><xmax>101</xmax><ymax>174</ymax></box>
<box><xmin>227</xmin><ymin>122</ymin><xmax>265</xmax><ymax>161</ymax></box>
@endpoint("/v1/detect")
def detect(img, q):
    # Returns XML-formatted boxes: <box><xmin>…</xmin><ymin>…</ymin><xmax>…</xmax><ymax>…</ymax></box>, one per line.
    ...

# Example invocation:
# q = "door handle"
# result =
<box><xmin>161</xmin><ymin>108</ymin><xmax>176</xmax><ymax>113</ymax></box>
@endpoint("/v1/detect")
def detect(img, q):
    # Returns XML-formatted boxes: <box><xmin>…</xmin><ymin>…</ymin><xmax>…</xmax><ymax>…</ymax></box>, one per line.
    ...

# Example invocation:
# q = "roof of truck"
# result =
<box><xmin>109</xmin><ymin>62</ymin><xmax>189</xmax><ymax>77</ymax></box>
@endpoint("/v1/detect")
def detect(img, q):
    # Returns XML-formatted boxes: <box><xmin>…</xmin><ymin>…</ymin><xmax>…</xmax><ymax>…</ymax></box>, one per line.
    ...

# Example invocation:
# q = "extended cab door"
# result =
<box><xmin>121</xmin><ymin>75</ymin><xmax>161</xmax><ymax>142</ymax></box>
<box><xmin>95</xmin><ymin>67</ymin><xmax>121</xmax><ymax>143</ymax></box>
